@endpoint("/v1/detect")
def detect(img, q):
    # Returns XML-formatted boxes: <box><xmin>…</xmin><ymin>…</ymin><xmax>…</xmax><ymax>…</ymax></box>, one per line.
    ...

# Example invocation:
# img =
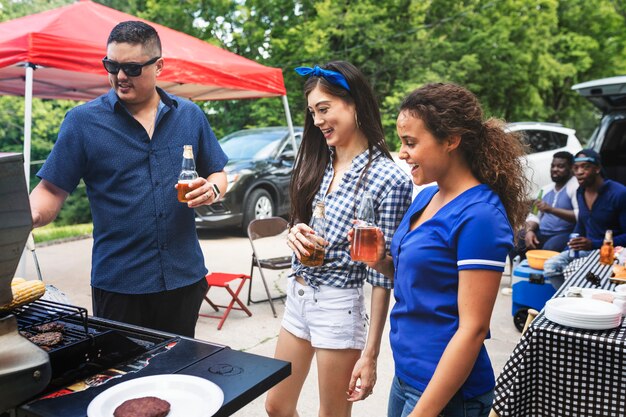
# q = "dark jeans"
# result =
<box><xmin>510</xmin><ymin>229</ymin><xmax>571</xmax><ymax>260</ymax></box>
<box><xmin>92</xmin><ymin>277</ymin><xmax>208</xmax><ymax>338</ymax></box>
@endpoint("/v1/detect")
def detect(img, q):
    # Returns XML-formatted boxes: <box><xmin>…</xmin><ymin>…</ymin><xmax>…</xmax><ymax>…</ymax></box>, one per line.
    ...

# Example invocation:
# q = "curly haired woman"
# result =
<box><xmin>365</xmin><ymin>83</ymin><xmax>529</xmax><ymax>417</ymax></box>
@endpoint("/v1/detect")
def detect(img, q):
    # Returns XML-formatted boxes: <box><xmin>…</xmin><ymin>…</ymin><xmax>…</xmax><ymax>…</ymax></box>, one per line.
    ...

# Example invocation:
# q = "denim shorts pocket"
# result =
<box><xmin>463</xmin><ymin>390</ymin><xmax>494</xmax><ymax>417</ymax></box>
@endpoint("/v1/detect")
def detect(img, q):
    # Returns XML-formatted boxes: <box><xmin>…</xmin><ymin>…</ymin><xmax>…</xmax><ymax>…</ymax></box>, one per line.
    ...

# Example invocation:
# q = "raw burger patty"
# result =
<box><xmin>28</xmin><ymin>331</ymin><xmax>63</xmax><ymax>347</ymax></box>
<box><xmin>113</xmin><ymin>396</ymin><xmax>171</xmax><ymax>417</ymax></box>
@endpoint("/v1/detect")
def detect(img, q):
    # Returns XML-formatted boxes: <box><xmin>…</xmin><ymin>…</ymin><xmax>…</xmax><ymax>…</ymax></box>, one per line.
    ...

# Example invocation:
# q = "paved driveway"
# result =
<box><xmin>20</xmin><ymin>228</ymin><xmax>520</xmax><ymax>417</ymax></box>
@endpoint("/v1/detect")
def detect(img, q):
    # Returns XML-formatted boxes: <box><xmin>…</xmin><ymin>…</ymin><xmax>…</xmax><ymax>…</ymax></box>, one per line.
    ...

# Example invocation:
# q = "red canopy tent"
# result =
<box><xmin>0</xmin><ymin>0</ymin><xmax>296</xmax><ymax>182</ymax></box>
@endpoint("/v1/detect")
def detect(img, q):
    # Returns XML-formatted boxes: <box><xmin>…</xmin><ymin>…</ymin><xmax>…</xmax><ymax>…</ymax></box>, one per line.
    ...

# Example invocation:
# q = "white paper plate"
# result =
<box><xmin>546</xmin><ymin>297</ymin><xmax>621</xmax><ymax>318</ymax></box>
<box><xmin>87</xmin><ymin>374</ymin><xmax>224</xmax><ymax>417</ymax></box>
<box><xmin>546</xmin><ymin>310</ymin><xmax>622</xmax><ymax>330</ymax></box>
<box><xmin>546</xmin><ymin>297</ymin><xmax>622</xmax><ymax>330</ymax></box>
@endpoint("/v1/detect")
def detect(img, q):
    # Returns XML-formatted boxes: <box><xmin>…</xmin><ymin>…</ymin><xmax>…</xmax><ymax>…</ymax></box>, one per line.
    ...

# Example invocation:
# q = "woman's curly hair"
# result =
<box><xmin>400</xmin><ymin>83</ymin><xmax>529</xmax><ymax>231</ymax></box>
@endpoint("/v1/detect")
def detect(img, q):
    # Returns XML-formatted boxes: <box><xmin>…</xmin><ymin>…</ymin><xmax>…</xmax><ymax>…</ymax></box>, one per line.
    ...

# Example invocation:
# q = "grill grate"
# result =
<box><xmin>13</xmin><ymin>299</ymin><xmax>91</xmax><ymax>351</ymax></box>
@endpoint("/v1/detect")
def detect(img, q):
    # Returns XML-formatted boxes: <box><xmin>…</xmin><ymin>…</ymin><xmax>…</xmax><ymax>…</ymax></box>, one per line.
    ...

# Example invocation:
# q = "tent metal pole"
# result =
<box><xmin>281</xmin><ymin>95</ymin><xmax>298</xmax><ymax>152</ymax></box>
<box><xmin>23</xmin><ymin>63</ymin><xmax>35</xmax><ymax>191</ymax></box>
<box><xmin>17</xmin><ymin>63</ymin><xmax>35</xmax><ymax>279</ymax></box>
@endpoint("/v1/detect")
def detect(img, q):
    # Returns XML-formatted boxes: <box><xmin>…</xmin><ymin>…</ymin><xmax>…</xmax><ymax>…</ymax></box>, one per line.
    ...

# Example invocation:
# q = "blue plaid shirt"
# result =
<box><xmin>292</xmin><ymin>148</ymin><xmax>413</xmax><ymax>289</ymax></box>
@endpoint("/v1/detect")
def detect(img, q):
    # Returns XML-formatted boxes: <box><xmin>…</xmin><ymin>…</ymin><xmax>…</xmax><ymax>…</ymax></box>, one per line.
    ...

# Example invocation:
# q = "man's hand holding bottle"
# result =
<box><xmin>176</xmin><ymin>178</ymin><xmax>220</xmax><ymax>208</ymax></box>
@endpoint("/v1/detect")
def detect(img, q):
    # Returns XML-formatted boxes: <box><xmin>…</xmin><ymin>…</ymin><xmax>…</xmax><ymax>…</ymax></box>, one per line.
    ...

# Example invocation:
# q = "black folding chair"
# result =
<box><xmin>246</xmin><ymin>217</ymin><xmax>292</xmax><ymax>317</ymax></box>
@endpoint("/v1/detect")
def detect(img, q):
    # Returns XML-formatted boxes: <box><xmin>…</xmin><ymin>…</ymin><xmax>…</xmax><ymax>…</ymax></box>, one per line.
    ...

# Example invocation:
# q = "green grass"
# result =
<box><xmin>32</xmin><ymin>223</ymin><xmax>93</xmax><ymax>244</ymax></box>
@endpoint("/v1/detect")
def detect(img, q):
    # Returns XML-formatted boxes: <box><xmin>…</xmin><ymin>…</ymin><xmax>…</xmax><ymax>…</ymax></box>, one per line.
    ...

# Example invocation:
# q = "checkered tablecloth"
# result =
<box><xmin>493</xmin><ymin>251</ymin><xmax>626</xmax><ymax>417</ymax></box>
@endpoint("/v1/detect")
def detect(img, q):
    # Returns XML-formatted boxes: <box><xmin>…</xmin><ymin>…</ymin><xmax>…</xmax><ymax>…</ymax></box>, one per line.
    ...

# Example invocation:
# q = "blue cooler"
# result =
<box><xmin>511</xmin><ymin>260</ymin><xmax>556</xmax><ymax>331</ymax></box>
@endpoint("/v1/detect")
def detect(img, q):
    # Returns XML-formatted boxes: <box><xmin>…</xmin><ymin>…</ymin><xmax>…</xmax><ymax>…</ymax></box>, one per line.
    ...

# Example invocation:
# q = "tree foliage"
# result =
<box><xmin>0</xmin><ymin>0</ymin><xmax>624</xmax><ymax>224</ymax></box>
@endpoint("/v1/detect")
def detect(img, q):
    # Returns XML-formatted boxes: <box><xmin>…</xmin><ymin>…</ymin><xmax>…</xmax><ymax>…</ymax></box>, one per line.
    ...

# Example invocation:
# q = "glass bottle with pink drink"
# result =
<box><xmin>351</xmin><ymin>191</ymin><xmax>380</xmax><ymax>262</ymax></box>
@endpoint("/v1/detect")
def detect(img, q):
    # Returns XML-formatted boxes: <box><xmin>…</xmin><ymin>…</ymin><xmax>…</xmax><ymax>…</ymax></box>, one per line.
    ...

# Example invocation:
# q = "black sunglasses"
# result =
<box><xmin>102</xmin><ymin>56</ymin><xmax>160</xmax><ymax>77</ymax></box>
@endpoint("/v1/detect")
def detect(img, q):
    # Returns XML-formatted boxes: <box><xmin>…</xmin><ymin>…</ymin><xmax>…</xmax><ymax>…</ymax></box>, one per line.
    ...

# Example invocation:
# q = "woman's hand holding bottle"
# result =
<box><xmin>287</xmin><ymin>222</ymin><xmax>328</xmax><ymax>265</ymax></box>
<box><xmin>348</xmin><ymin>225</ymin><xmax>387</xmax><ymax>268</ymax></box>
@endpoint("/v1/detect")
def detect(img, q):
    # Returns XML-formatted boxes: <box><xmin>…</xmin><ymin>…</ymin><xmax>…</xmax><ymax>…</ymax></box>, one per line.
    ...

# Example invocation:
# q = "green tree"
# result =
<box><xmin>0</xmin><ymin>0</ymin><xmax>71</xmax><ymax>20</ymax></box>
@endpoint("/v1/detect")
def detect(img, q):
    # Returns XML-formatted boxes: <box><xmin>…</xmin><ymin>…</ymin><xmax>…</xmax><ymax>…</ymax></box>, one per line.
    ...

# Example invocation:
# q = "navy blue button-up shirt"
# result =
<box><xmin>38</xmin><ymin>88</ymin><xmax>227</xmax><ymax>294</ymax></box>
<box><xmin>574</xmin><ymin>179</ymin><xmax>626</xmax><ymax>248</ymax></box>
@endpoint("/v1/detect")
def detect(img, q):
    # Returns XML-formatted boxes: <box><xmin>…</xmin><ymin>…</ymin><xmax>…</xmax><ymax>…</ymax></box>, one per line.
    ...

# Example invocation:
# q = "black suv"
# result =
<box><xmin>195</xmin><ymin>127</ymin><xmax>303</xmax><ymax>232</ymax></box>
<box><xmin>573</xmin><ymin>76</ymin><xmax>626</xmax><ymax>185</ymax></box>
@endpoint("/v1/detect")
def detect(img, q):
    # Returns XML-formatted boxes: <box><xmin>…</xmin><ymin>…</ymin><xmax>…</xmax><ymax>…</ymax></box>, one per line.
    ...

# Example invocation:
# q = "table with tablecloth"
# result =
<box><xmin>492</xmin><ymin>250</ymin><xmax>626</xmax><ymax>417</ymax></box>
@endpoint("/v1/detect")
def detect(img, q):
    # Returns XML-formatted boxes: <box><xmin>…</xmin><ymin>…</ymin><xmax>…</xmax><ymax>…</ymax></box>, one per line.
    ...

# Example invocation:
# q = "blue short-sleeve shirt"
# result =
<box><xmin>389</xmin><ymin>184</ymin><xmax>513</xmax><ymax>399</ymax></box>
<box><xmin>37</xmin><ymin>88</ymin><xmax>228</xmax><ymax>294</ymax></box>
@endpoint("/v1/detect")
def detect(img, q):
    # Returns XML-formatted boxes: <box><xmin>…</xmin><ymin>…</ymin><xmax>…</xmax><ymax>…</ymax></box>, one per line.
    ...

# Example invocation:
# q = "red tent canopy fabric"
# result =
<box><xmin>0</xmin><ymin>0</ymin><xmax>286</xmax><ymax>101</ymax></box>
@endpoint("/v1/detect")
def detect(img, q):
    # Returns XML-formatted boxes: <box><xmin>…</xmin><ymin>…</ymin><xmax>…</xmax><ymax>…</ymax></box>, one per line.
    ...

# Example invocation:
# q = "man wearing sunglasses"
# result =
<box><xmin>543</xmin><ymin>149</ymin><xmax>626</xmax><ymax>290</ymax></box>
<box><xmin>29</xmin><ymin>21</ymin><xmax>228</xmax><ymax>338</ymax></box>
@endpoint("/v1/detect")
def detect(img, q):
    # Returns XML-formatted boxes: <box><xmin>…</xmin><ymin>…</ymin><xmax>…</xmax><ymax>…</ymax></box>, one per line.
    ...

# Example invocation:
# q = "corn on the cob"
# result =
<box><xmin>0</xmin><ymin>280</ymin><xmax>46</xmax><ymax>311</ymax></box>
<box><xmin>11</xmin><ymin>277</ymin><xmax>27</xmax><ymax>286</ymax></box>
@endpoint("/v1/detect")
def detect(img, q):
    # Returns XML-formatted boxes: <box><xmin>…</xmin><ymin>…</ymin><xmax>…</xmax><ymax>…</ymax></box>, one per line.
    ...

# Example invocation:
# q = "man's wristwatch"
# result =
<box><xmin>210</xmin><ymin>183</ymin><xmax>221</xmax><ymax>201</ymax></box>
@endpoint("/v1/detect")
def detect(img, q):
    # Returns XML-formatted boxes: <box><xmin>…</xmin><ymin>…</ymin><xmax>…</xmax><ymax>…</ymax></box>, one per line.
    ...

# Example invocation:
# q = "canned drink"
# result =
<box><xmin>568</xmin><ymin>233</ymin><xmax>580</xmax><ymax>258</ymax></box>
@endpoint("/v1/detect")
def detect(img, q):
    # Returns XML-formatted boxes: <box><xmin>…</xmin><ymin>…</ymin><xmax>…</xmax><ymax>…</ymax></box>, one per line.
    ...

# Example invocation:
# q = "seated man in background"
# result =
<box><xmin>544</xmin><ymin>149</ymin><xmax>626</xmax><ymax>290</ymax></box>
<box><xmin>519</xmin><ymin>151</ymin><xmax>579</xmax><ymax>256</ymax></box>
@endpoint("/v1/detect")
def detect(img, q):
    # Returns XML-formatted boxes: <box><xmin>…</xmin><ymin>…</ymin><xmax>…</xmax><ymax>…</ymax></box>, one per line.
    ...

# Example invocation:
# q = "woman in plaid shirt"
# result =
<box><xmin>265</xmin><ymin>61</ymin><xmax>413</xmax><ymax>417</ymax></box>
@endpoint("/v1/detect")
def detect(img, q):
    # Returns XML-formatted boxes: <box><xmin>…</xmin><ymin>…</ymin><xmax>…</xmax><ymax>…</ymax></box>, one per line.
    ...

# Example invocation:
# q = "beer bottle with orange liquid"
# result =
<box><xmin>177</xmin><ymin>145</ymin><xmax>198</xmax><ymax>203</ymax></box>
<box><xmin>600</xmin><ymin>229</ymin><xmax>614</xmax><ymax>265</ymax></box>
<box><xmin>351</xmin><ymin>191</ymin><xmax>380</xmax><ymax>262</ymax></box>
<box><xmin>300</xmin><ymin>201</ymin><xmax>326</xmax><ymax>267</ymax></box>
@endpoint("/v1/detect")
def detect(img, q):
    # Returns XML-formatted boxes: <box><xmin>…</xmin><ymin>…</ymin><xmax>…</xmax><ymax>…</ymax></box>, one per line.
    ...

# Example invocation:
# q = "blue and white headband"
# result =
<box><xmin>295</xmin><ymin>65</ymin><xmax>351</xmax><ymax>92</ymax></box>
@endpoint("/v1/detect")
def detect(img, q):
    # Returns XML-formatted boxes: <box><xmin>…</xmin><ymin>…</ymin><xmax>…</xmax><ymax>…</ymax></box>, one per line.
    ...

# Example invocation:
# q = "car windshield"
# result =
<box><xmin>220</xmin><ymin>131</ymin><xmax>284</xmax><ymax>160</ymax></box>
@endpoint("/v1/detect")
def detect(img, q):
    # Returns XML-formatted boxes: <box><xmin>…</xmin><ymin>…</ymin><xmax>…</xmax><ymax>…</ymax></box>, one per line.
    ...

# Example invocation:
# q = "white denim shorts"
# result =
<box><xmin>281</xmin><ymin>277</ymin><xmax>368</xmax><ymax>350</ymax></box>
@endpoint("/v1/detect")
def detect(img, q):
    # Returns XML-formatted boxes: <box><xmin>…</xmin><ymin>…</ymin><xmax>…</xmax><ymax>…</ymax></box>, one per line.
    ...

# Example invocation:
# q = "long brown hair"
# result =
<box><xmin>289</xmin><ymin>61</ymin><xmax>392</xmax><ymax>224</ymax></box>
<box><xmin>399</xmin><ymin>83</ymin><xmax>529</xmax><ymax>231</ymax></box>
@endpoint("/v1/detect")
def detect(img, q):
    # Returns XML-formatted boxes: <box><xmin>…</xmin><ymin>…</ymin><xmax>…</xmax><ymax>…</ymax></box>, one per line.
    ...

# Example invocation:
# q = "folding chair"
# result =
<box><xmin>246</xmin><ymin>217</ymin><xmax>292</xmax><ymax>318</ymax></box>
<box><xmin>200</xmin><ymin>272</ymin><xmax>252</xmax><ymax>330</ymax></box>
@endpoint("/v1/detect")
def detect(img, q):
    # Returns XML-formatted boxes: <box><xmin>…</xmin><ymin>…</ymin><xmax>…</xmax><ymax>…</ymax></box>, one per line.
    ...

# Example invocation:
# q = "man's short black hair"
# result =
<box><xmin>553</xmin><ymin>151</ymin><xmax>574</xmax><ymax>166</ymax></box>
<box><xmin>107</xmin><ymin>21</ymin><xmax>162</xmax><ymax>57</ymax></box>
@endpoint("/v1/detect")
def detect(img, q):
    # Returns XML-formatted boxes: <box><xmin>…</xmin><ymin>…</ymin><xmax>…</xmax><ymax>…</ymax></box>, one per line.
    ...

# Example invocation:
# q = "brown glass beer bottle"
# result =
<box><xmin>300</xmin><ymin>201</ymin><xmax>326</xmax><ymax>267</ymax></box>
<box><xmin>177</xmin><ymin>145</ymin><xmax>198</xmax><ymax>203</ymax></box>
<box><xmin>600</xmin><ymin>229</ymin><xmax>614</xmax><ymax>265</ymax></box>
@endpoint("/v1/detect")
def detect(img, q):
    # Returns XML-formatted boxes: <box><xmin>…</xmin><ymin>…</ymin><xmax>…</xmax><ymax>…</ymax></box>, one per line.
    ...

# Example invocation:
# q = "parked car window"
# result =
<box><xmin>521</xmin><ymin>130</ymin><xmax>568</xmax><ymax>153</ymax></box>
<box><xmin>602</xmin><ymin>119</ymin><xmax>626</xmax><ymax>152</ymax></box>
<box><xmin>195</xmin><ymin>127</ymin><xmax>303</xmax><ymax>233</ymax></box>
<box><xmin>604</xmin><ymin>93</ymin><xmax>626</xmax><ymax>108</ymax></box>
<box><xmin>600</xmin><ymin>118</ymin><xmax>626</xmax><ymax>182</ymax></box>
<box><xmin>220</xmin><ymin>131</ymin><xmax>285</xmax><ymax>161</ymax></box>
<box><xmin>277</xmin><ymin>133</ymin><xmax>302</xmax><ymax>156</ymax></box>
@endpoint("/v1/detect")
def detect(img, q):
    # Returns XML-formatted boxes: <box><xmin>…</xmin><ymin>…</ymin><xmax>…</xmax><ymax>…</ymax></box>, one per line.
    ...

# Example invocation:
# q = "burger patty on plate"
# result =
<box><xmin>113</xmin><ymin>396</ymin><xmax>171</xmax><ymax>417</ymax></box>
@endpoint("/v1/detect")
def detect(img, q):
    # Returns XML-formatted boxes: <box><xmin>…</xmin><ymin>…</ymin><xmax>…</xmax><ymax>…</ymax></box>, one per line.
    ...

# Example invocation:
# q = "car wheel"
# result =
<box><xmin>242</xmin><ymin>189</ymin><xmax>274</xmax><ymax>233</ymax></box>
